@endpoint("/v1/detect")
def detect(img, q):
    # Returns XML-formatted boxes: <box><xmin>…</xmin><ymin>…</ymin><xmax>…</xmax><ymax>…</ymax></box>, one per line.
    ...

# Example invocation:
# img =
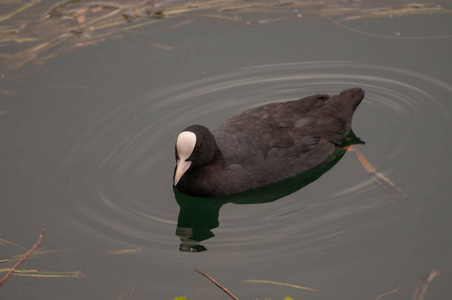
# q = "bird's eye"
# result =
<box><xmin>195</xmin><ymin>144</ymin><xmax>202</xmax><ymax>151</ymax></box>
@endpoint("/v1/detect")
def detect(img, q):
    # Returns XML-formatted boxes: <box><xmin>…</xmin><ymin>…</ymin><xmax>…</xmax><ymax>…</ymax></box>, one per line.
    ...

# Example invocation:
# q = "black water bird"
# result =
<box><xmin>174</xmin><ymin>88</ymin><xmax>365</xmax><ymax>197</ymax></box>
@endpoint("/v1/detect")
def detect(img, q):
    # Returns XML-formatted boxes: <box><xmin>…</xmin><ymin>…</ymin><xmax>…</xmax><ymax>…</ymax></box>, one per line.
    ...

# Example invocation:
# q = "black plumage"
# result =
<box><xmin>174</xmin><ymin>88</ymin><xmax>365</xmax><ymax>197</ymax></box>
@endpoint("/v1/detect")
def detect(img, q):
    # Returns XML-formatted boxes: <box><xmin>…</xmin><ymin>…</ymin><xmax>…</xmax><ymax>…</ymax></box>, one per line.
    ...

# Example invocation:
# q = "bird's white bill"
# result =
<box><xmin>174</xmin><ymin>159</ymin><xmax>192</xmax><ymax>186</ymax></box>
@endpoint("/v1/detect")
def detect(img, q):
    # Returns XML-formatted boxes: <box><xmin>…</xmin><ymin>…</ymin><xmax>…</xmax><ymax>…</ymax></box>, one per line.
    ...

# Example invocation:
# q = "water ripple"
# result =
<box><xmin>58</xmin><ymin>61</ymin><xmax>452</xmax><ymax>260</ymax></box>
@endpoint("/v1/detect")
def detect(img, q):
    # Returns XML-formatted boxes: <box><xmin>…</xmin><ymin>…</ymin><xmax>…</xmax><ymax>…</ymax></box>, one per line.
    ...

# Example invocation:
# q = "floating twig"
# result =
<box><xmin>347</xmin><ymin>146</ymin><xmax>408</xmax><ymax>199</ymax></box>
<box><xmin>195</xmin><ymin>269</ymin><xmax>239</xmax><ymax>300</ymax></box>
<box><xmin>0</xmin><ymin>229</ymin><xmax>46</xmax><ymax>288</ymax></box>
<box><xmin>412</xmin><ymin>270</ymin><xmax>439</xmax><ymax>300</ymax></box>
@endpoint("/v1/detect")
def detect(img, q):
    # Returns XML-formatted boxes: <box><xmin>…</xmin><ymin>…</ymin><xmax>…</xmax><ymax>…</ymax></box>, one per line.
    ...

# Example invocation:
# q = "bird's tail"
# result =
<box><xmin>340</xmin><ymin>87</ymin><xmax>365</xmax><ymax>111</ymax></box>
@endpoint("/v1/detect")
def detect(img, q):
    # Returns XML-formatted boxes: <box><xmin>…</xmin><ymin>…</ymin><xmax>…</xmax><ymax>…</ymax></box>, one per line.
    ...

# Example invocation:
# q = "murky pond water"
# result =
<box><xmin>1</xmin><ymin>1</ymin><xmax>452</xmax><ymax>299</ymax></box>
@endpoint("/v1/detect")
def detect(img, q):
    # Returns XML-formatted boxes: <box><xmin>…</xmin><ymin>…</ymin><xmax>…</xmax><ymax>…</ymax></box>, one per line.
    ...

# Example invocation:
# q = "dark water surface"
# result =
<box><xmin>1</xmin><ymin>3</ymin><xmax>452</xmax><ymax>299</ymax></box>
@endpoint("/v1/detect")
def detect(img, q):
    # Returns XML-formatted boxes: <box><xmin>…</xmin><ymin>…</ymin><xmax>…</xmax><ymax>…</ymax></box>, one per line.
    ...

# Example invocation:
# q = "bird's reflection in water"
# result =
<box><xmin>174</xmin><ymin>131</ymin><xmax>364</xmax><ymax>252</ymax></box>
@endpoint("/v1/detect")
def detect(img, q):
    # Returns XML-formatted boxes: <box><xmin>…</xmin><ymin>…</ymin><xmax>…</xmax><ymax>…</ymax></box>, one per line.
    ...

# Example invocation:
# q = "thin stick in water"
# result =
<box><xmin>195</xmin><ymin>269</ymin><xmax>239</xmax><ymax>300</ymax></box>
<box><xmin>412</xmin><ymin>270</ymin><xmax>439</xmax><ymax>300</ymax></box>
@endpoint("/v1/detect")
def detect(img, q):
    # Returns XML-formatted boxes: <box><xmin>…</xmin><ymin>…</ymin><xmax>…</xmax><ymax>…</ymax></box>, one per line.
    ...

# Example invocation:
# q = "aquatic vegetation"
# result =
<box><xmin>0</xmin><ymin>0</ymin><xmax>450</xmax><ymax>70</ymax></box>
<box><xmin>0</xmin><ymin>230</ymin><xmax>83</xmax><ymax>287</ymax></box>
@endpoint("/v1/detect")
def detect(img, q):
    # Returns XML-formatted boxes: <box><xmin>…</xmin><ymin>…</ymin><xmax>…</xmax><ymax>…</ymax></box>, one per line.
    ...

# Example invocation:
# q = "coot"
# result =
<box><xmin>174</xmin><ymin>88</ymin><xmax>365</xmax><ymax>197</ymax></box>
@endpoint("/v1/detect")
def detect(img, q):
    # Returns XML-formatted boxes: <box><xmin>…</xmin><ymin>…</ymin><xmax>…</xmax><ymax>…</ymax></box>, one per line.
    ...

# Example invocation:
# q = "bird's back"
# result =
<box><xmin>213</xmin><ymin>88</ymin><xmax>364</xmax><ymax>183</ymax></box>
